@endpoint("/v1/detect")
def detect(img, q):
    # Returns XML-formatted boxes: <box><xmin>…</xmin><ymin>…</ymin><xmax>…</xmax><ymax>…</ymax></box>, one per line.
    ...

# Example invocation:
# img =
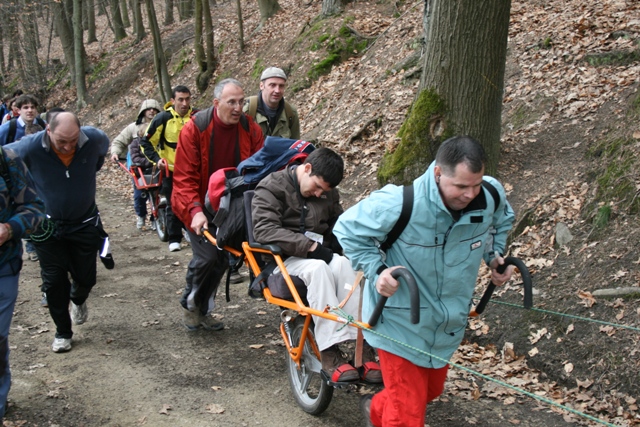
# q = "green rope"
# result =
<box><xmin>481</xmin><ymin>299</ymin><xmax>640</xmax><ymax>333</ymax></box>
<box><xmin>29</xmin><ymin>218</ymin><xmax>55</xmax><ymax>242</ymax></box>
<box><xmin>362</xmin><ymin>325</ymin><xmax>620</xmax><ymax>427</ymax></box>
<box><xmin>331</xmin><ymin>306</ymin><xmax>620</xmax><ymax>427</ymax></box>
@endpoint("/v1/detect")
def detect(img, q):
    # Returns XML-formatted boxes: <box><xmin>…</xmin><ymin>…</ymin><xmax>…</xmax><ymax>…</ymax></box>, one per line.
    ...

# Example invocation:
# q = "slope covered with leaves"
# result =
<box><xmin>15</xmin><ymin>0</ymin><xmax>640</xmax><ymax>425</ymax></box>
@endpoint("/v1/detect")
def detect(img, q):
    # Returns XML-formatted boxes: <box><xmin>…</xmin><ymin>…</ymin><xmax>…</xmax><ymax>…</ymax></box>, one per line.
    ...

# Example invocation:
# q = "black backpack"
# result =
<box><xmin>5</xmin><ymin>117</ymin><xmax>46</xmax><ymax>145</ymax></box>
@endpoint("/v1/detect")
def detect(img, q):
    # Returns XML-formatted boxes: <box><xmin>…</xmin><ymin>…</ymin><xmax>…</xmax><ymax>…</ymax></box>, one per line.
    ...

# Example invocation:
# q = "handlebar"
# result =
<box><xmin>470</xmin><ymin>256</ymin><xmax>533</xmax><ymax>317</ymax></box>
<box><xmin>368</xmin><ymin>268</ymin><xmax>419</xmax><ymax>327</ymax></box>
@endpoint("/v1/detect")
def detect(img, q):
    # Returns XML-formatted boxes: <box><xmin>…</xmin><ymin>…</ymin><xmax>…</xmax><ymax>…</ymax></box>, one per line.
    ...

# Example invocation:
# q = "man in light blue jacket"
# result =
<box><xmin>334</xmin><ymin>136</ymin><xmax>515</xmax><ymax>427</ymax></box>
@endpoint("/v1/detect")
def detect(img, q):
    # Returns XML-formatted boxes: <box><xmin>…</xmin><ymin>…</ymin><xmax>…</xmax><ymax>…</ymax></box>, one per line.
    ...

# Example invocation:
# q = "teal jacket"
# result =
<box><xmin>334</xmin><ymin>162</ymin><xmax>515</xmax><ymax>368</ymax></box>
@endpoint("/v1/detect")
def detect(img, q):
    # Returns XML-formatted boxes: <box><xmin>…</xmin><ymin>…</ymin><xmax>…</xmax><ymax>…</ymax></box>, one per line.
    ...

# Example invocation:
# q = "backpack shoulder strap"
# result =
<box><xmin>6</xmin><ymin>118</ymin><xmax>17</xmax><ymax>145</ymax></box>
<box><xmin>0</xmin><ymin>146</ymin><xmax>11</xmax><ymax>192</ymax></box>
<box><xmin>36</xmin><ymin>117</ymin><xmax>46</xmax><ymax>128</ymax></box>
<box><xmin>247</xmin><ymin>96</ymin><xmax>258</xmax><ymax>120</ymax></box>
<box><xmin>283</xmin><ymin>100</ymin><xmax>294</xmax><ymax>129</ymax></box>
<box><xmin>481</xmin><ymin>180</ymin><xmax>500</xmax><ymax>213</ymax></box>
<box><xmin>379</xmin><ymin>184</ymin><xmax>414</xmax><ymax>253</ymax></box>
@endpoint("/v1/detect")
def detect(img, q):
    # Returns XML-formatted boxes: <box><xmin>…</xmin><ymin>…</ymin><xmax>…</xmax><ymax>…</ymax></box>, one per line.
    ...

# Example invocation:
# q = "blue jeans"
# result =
<box><xmin>24</xmin><ymin>239</ymin><xmax>36</xmax><ymax>254</ymax></box>
<box><xmin>0</xmin><ymin>260</ymin><xmax>20</xmax><ymax>418</ymax></box>
<box><xmin>132</xmin><ymin>178</ymin><xmax>148</xmax><ymax>218</ymax></box>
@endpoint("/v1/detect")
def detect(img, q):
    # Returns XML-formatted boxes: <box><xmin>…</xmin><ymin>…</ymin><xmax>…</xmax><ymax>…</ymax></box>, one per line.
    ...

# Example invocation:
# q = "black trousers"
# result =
<box><xmin>33</xmin><ymin>222</ymin><xmax>102</xmax><ymax>339</ymax></box>
<box><xmin>162</xmin><ymin>174</ymin><xmax>186</xmax><ymax>244</ymax></box>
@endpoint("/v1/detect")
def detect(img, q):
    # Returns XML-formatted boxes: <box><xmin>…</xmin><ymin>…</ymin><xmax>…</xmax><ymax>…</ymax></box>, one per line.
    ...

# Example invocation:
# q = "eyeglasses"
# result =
<box><xmin>225</xmin><ymin>99</ymin><xmax>244</xmax><ymax>108</ymax></box>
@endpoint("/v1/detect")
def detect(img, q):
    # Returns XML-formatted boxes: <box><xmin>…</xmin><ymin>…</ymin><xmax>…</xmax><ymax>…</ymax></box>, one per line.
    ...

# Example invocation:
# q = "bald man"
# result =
<box><xmin>6</xmin><ymin>112</ymin><xmax>110</xmax><ymax>353</ymax></box>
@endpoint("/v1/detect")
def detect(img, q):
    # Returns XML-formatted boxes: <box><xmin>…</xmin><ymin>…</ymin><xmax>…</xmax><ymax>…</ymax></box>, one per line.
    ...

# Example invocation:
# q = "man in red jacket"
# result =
<box><xmin>172</xmin><ymin>78</ymin><xmax>263</xmax><ymax>331</ymax></box>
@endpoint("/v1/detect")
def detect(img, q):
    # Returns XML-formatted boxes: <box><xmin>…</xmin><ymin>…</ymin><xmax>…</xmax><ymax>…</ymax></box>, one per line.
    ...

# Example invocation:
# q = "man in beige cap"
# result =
<box><xmin>243</xmin><ymin>66</ymin><xmax>300</xmax><ymax>140</ymax></box>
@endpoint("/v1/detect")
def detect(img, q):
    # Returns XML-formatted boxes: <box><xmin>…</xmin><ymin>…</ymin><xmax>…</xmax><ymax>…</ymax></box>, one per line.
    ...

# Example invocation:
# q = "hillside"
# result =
<box><xmin>3</xmin><ymin>0</ymin><xmax>640</xmax><ymax>426</ymax></box>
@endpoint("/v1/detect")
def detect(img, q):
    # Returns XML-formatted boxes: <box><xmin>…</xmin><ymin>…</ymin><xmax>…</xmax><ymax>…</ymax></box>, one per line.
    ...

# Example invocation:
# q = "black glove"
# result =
<box><xmin>308</xmin><ymin>244</ymin><xmax>333</xmax><ymax>264</ymax></box>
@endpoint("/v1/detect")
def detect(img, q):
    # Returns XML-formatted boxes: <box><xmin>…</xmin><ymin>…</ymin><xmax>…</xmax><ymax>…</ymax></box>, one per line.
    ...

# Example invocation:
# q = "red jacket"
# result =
<box><xmin>172</xmin><ymin>106</ymin><xmax>263</xmax><ymax>228</ymax></box>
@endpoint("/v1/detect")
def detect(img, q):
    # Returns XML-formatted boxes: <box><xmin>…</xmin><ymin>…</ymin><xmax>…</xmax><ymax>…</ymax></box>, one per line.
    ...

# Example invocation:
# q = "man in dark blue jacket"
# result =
<box><xmin>6</xmin><ymin>112</ymin><xmax>110</xmax><ymax>353</ymax></box>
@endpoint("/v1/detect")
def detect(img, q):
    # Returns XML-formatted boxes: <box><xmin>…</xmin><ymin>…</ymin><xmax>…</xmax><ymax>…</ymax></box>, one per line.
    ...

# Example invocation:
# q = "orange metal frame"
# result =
<box><xmin>203</xmin><ymin>231</ymin><xmax>370</xmax><ymax>367</ymax></box>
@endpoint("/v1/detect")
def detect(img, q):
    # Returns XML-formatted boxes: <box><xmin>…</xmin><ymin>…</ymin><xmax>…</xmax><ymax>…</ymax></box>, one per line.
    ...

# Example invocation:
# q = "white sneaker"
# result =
<box><xmin>150</xmin><ymin>220</ymin><xmax>157</xmax><ymax>230</ymax></box>
<box><xmin>70</xmin><ymin>301</ymin><xmax>88</xmax><ymax>325</ymax></box>
<box><xmin>136</xmin><ymin>216</ymin><xmax>145</xmax><ymax>230</ymax></box>
<box><xmin>52</xmin><ymin>337</ymin><xmax>72</xmax><ymax>353</ymax></box>
<box><xmin>169</xmin><ymin>242</ymin><xmax>181</xmax><ymax>252</ymax></box>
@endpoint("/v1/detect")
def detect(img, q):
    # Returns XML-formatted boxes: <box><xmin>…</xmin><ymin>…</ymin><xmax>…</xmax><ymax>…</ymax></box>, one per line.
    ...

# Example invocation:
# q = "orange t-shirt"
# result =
<box><xmin>51</xmin><ymin>144</ymin><xmax>75</xmax><ymax>167</ymax></box>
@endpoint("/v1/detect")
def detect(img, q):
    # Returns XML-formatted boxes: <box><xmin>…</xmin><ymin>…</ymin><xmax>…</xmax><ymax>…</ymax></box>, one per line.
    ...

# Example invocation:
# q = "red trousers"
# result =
<box><xmin>369</xmin><ymin>349</ymin><xmax>449</xmax><ymax>427</ymax></box>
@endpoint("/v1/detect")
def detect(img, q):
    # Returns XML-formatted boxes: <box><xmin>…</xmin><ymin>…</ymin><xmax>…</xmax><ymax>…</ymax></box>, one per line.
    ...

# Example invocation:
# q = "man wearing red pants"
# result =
<box><xmin>334</xmin><ymin>136</ymin><xmax>515</xmax><ymax>426</ymax></box>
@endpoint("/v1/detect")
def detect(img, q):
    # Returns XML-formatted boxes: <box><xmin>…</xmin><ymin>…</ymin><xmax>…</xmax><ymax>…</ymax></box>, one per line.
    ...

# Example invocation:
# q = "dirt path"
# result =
<box><xmin>4</xmin><ymin>171</ymin><xmax>573</xmax><ymax>427</ymax></box>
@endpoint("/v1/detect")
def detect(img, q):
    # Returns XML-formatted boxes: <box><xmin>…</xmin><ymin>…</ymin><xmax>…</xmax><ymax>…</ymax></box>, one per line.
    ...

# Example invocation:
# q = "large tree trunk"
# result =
<box><xmin>146</xmin><ymin>0</ymin><xmax>172</xmax><ymax>103</ymax></box>
<box><xmin>20</xmin><ymin>0</ymin><xmax>44</xmax><ymax>88</ymax></box>
<box><xmin>196</xmin><ymin>0</ymin><xmax>216</xmax><ymax>92</ymax></box>
<box><xmin>110</xmin><ymin>0</ymin><xmax>128</xmax><ymax>41</ymax></box>
<box><xmin>194</xmin><ymin>0</ymin><xmax>205</xmax><ymax>70</ymax></box>
<box><xmin>73</xmin><ymin>0</ymin><xmax>88</xmax><ymax>109</ymax></box>
<box><xmin>178</xmin><ymin>0</ymin><xmax>194</xmax><ymax>20</ymax></box>
<box><xmin>133</xmin><ymin>0</ymin><xmax>146</xmax><ymax>43</ymax></box>
<box><xmin>52</xmin><ymin>0</ymin><xmax>77</xmax><ymax>84</ymax></box>
<box><xmin>0</xmin><ymin>24</ymin><xmax>5</xmax><ymax>78</ymax></box>
<box><xmin>378</xmin><ymin>0</ymin><xmax>511</xmax><ymax>184</ymax></box>
<box><xmin>86</xmin><ymin>0</ymin><xmax>98</xmax><ymax>43</ymax></box>
<box><xmin>120</xmin><ymin>0</ymin><xmax>131</xmax><ymax>27</ymax></box>
<box><xmin>321</xmin><ymin>0</ymin><xmax>341</xmax><ymax>17</ymax></box>
<box><xmin>164</xmin><ymin>0</ymin><xmax>175</xmax><ymax>26</ymax></box>
<box><xmin>258</xmin><ymin>0</ymin><xmax>280</xmax><ymax>22</ymax></box>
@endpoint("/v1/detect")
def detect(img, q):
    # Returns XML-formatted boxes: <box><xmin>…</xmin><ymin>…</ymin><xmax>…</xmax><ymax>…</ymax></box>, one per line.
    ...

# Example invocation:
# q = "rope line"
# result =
<box><xmin>329</xmin><ymin>307</ymin><xmax>620</xmax><ymax>427</ymax></box>
<box><xmin>479</xmin><ymin>299</ymin><xmax>640</xmax><ymax>333</ymax></box>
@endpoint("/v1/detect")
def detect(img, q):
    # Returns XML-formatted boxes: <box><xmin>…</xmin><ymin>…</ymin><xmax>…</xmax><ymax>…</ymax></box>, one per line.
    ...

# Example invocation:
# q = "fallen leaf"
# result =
<box><xmin>528</xmin><ymin>347</ymin><xmax>539</xmax><ymax>357</ymax></box>
<box><xmin>205</xmin><ymin>403</ymin><xmax>225</xmax><ymax>414</ymax></box>
<box><xmin>565</xmin><ymin>324</ymin><xmax>574</xmax><ymax>335</ymax></box>
<box><xmin>577</xmin><ymin>290</ymin><xmax>596</xmax><ymax>307</ymax></box>
<box><xmin>564</xmin><ymin>362</ymin><xmax>574</xmax><ymax>374</ymax></box>
<box><xmin>249</xmin><ymin>344</ymin><xmax>264</xmax><ymax>349</ymax></box>
<box><xmin>159</xmin><ymin>404</ymin><xmax>172</xmax><ymax>415</ymax></box>
<box><xmin>211</xmin><ymin>386</ymin><xmax>222</xmax><ymax>391</ymax></box>
<box><xmin>529</xmin><ymin>328</ymin><xmax>548</xmax><ymax>344</ymax></box>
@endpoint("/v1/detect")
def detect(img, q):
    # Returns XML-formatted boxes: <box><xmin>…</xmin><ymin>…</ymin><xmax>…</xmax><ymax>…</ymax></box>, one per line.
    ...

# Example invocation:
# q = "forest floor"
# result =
<box><xmin>3</xmin><ymin>0</ymin><xmax>640</xmax><ymax>426</ymax></box>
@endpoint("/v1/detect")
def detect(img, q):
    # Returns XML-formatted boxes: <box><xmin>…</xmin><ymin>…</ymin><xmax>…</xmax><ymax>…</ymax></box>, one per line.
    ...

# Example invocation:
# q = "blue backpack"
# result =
<box><xmin>237</xmin><ymin>136</ymin><xmax>315</xmax><ymax>185</ymax></box>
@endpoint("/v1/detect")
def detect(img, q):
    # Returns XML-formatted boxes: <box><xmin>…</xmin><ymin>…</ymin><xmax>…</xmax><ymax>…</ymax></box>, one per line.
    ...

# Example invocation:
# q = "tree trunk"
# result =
<box><xmin>258</xmin><ymin>0</ymin><xmax>280</xmax><ymax>22</ymax></box>
<box><xmin>194</xmin><ymin>0</ymin><xmax>205</xmax><ymax>70</ymax></box>
<box><xmin>86</xmin><ymin>0</ymin><xmax>98</xmax><ymax>43</ymax></box>
<box><xmin>146</xmin><ymin>0</ymin><xmax>172</xmax><ymax>103</ymax></box>
<box><xmin>120</xmin><ymin>0</ymin><xmax>131</xmax><ymax>27</ymax></box>
<box><xmin>73</xmin><ymin>0</ymin><xmax>88</xmax><ymax>109</ymax></box>
<box><xmin>178</xmin><ymin>0</ymin><xmax>194</xmax><ymax>20</ymax></box>
<box><xmin>52</xmin><ymin>0</ymin><xmax>77</xmax><ymax>84</ymax></box>
<box><xmin>133</xmin><ymin>0</ymin><xmax>146</xmax><ymax>43</ymax></box>
<box><xmin>236</xmin><ymin>0</ymin><xmax>244</xmax><ymax>51</ymax></box>
<box><xmin>196</xmin><ymin>0</ymin><xmax>216</xmax><ymax>92</ymax></box>
<box><xmin>0</xmin><ymin>24</ymin><xmax>5</xmax><ymax>78</ymax></box>
<box><xmin>111</xmin><ymin>0</ymin><xmax>128</xmax><ymax>41</ymax></box>
<box><xmin>164</xmin><ymin>0</ymin><xmax>175</xmax><ymax>25</ymax></box>
<box><xmin>20</xmin><ymin>0</ymin><xmax>44</xmax><ymax>87</ymax></box>
<box><xmin>321</xmin><ymin>0</ymin><xmax>341</xmax><ymax>17</ymax></box>
<box><xmin>378</xmin><ymin>0</ymin><xmax>511</xmax><ymax>184</ymax></box>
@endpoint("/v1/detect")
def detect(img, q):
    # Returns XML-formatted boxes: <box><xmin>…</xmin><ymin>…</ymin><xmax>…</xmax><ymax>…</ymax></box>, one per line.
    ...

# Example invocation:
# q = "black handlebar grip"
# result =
<box><xmin>368</xmin><ymin>268</ymin><xmax>420</xmax><ymax>327</ymax></box>
<box><xmin>474</xmin><ymin>256</ymin><xmax>533</xmax><ymax>315</ymax></box>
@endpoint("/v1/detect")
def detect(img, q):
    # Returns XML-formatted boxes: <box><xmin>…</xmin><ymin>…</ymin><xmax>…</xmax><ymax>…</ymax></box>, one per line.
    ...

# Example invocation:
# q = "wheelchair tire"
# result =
<box><xmin>156</xmin><ymin>207</ymin><xmax>168</xmax><ymax>242</ymax></box>
<box><xmin>286</xmin><ymin>316</ymin><xmax>333</xmax><ymax>415</ymax></box>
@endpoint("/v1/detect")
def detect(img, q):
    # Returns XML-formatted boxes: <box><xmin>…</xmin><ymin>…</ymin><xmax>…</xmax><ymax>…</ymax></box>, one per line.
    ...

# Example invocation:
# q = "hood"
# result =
<box><xmin>136</xmin><ymin>99</ymin><xmax>163</xmax><ymax>124</ymax></box>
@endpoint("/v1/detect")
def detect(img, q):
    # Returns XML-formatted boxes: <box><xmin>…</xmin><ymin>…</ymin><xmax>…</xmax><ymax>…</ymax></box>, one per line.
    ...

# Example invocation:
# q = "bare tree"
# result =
<box><xmin>120</xmin><ymin>0</ymin><xmax>131</xmax><ymax>27</ymax></box>
<box><xmin>258</xmin><ymin>0</ymin><xmax>280</xmax><ymax>23</ymax></box>
<box><xmin>379</xmin><ymin>0</ymin><xmax>511</xmax><ymax>184</ymax></box>
<box><xmin>178</xmin><ymin>0</ymin><xmax>194</xmax><ymax>20</ymax></box>
<box><xmin>236</xmin><ymin>0</ymin><xmax>244</xmax><ymax>51</ymax></box>
<box><xmin>146</xmin><ymin>0</ymin><xmax>172</xmax><ymax>103</ymax></box>
<box><xmin>321</xmin><ymin>0</ymin><xmax>341</xmax><ymax>17</ymax></box>
<box><xmin>111</xmin><ymin>0</ymin><xmax>128</xmax><ymax>41</ymax></box>
<box><xmin>19</xmin><ymin>0</ymin><xmax>45</xmax><ymax>87</ymax></box>
<box><xmin>164</xmin><ymin>0</ymin><xmax>175</xmax><ymax>26</ymax></box>
<box><xmin>196</xmin><ymin>0</ymin><xmax>216</xmax><ymax>91</ymax></box>
<box><xmin>73</xmin><ymin>0</ymin><xmax>88</xmax><ymax>109</ymax></box>
<box><xmin>133</xmin><ymin>0</ymin><xmax>146</xmax><ymax>43</ymax></box>
<box><xmin>194</xmin><ymin>0</ymin><xmax>205</xmax><ymax>70</ymax></box>
<box><xmin>86</xmin><ymin>0</ymin><xmax>98</xmax><ymax>43</ymax></box>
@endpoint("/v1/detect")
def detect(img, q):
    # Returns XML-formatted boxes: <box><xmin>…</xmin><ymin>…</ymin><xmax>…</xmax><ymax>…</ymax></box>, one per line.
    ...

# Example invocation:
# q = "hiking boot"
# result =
<box><xmin>52</xmin><ymin>337</ymin><xmax>72</xmax><ymax>353</ymax></box>
<box><xmin>360</xmin><ymin>394</ymin><xmax>374</xmax><ymax>427</ymax></box>
<box><xmin>136</xmin><ymin>216</ymin><xmax>145</xmax><ymax>230</ymax></box>
<box><xmin>183</xmin><ymin>308</ymin><xmax>201</xmax><ymax>331</ymax></box>
<box><xmin>361</xmin><ymin>341</ymin><xmax>383</xmax><ymax>383</ymax></box>
<box><xmin>321</xmin><ymin>345</ymin><xmax>359</xmax><ymax>382</ymax></box>
<box><xmin>70</xmin><ymin>301</ymin><xmax>88</xmax><ymax>325</ymax></box>
<box><xmin>169</xmin><ymin>242</ymin><xmax>181</xmax><ymax>252</ymax></box>
<box><xmin>41</xmin><ymin>292</ymin><xmax>48</xmax><ymax>308</ymax></box>
<box><xmin>199</xmin><ymin>313</ymin><xmax>224</xmax><ymax>331</ymax></box>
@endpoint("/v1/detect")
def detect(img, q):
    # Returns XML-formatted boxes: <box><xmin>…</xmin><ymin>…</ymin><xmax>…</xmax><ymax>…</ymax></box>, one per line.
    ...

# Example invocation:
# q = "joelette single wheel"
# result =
<box><xmin>286</xmin><ymin>316</ymin><xmax>333</xmax><ymax>415</ymax></box>
<box><xmin>156</xmin><ymin>207</ymin><xmax>168</xmax><ymax>242</ymax></box>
